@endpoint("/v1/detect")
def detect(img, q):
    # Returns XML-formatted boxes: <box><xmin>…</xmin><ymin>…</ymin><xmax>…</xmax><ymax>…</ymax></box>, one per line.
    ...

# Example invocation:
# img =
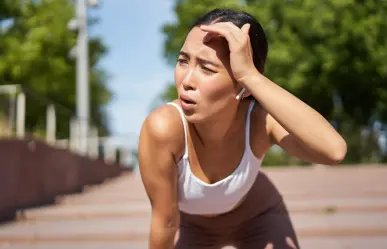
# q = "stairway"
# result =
<box><xmin>0</xmin><ymin>165</ymin><xmax>386</xmax><ymax>249</ymax></box>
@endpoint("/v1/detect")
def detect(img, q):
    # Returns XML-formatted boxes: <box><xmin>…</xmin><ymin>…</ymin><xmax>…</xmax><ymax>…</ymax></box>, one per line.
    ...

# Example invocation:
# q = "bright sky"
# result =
<box><xmin>86</xmin><ymin>1</ymin><xmax>387</xmax><ymax>155</ymax></box>
<box><xmin>89</xmin><ymin>0</ymin><xmax>176</xmax><ymax>146</ymax></box>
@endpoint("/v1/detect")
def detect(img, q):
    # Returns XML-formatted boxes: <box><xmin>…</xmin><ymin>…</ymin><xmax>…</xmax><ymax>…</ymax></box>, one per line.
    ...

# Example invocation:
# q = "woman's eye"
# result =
<box><xmin>177</xmin><ymin>58</ymin><xmax>187</xmax><ymax>65</ymax></box>
<box><xmin>201</xmin><ymin>66</ymin><xmax>216</xmax><ymax>74</ymax></box>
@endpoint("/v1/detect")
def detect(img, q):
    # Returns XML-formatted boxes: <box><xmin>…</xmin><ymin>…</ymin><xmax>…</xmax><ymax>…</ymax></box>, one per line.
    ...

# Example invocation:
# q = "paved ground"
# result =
<box><xmin>1</xmin><ymin>165</ymin><xmax>387</xmax><ymax>249</ymax></box>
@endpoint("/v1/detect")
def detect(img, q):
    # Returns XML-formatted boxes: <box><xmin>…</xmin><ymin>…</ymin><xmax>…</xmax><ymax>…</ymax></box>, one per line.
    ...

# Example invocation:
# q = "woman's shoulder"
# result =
<box><xmin>139</xmin><ymin>100</ymin><xmax>186</xmax><ymax>159</ymax></box>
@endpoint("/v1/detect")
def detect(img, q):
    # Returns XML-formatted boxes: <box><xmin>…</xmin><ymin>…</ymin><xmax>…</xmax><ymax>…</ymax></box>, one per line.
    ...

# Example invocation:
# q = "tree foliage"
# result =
<box><xmin>0</xmin><ymin>0</ymin><xmax>112</xmax><ymax>138</ymax></box>
<box><xmin>160</xmin><ymin>0</ymin><xmax>387</xmax><ymax>164</ymax></box>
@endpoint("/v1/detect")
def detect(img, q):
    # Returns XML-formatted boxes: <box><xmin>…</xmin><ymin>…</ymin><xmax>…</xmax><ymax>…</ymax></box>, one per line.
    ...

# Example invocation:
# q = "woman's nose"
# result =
<box><xmin>182</xmin><ymin>69</ymin><xmax>196</xmax><ymax>90</ymax></box>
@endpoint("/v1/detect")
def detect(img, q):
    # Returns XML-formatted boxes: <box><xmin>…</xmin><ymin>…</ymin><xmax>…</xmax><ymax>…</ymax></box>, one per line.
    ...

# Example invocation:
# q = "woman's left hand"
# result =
<box><xmin>200</xmin><ymin>22</ymin><xmax>258</xmax><ymax>85</ymax></box>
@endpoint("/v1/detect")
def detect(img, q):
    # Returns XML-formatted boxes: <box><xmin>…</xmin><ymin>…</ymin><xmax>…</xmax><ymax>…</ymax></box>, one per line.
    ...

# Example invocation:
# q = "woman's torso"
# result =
<box><xmin>168</xmin><ymin>99</ymin><xmax>276</xmax><ymax>217</ymax></box>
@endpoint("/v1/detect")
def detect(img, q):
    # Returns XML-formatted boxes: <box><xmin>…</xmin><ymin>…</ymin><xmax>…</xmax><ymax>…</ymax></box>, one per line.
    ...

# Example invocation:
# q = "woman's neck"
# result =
<box><xmin>192</xmin><ymin>100</ymin><xmax>250</xmax><ymax>147</ymax></box>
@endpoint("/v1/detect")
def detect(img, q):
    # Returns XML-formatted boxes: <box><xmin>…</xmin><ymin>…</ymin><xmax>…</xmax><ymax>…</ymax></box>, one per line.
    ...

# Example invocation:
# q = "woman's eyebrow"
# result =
<box><xmin>179</xmin><ymin>51</ymin><xmax>190</xmax><ymax>59</ymax></box>
<box><xmin>179</xmin><ymin>51</ymin><xmax>220</xmax><ymax>67</ymax></box>
<box><xmin>197</xmin><ymin>57</ymin><xmax>220</xmax><ymax>67</ymax></box>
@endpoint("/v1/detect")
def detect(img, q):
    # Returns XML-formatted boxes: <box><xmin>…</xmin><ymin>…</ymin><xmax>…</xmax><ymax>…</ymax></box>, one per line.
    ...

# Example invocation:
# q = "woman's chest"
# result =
<box><xmin>187</xmin><ymin>140</ymin><xmax>246</xmax><ymax>185</ymax></box>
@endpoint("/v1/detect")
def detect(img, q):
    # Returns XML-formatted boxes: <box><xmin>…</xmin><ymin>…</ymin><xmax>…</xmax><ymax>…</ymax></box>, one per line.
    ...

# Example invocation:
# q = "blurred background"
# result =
<box><xmin>0</xmin><ymin>0</ymin><xmax>386</xmax><ymax>248</ymax></box>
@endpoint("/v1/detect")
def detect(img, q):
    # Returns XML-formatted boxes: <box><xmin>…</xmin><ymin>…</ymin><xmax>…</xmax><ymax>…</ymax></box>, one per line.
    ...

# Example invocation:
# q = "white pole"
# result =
<box><xmin>8</xmin><ymin>92</ymin><xmax>16</xmax><ymax>136</ymax></box>
<box><xmin>88</xmin><ymin>126</ymin><xmax>99</xmax><ymax>159</ymax></box>
<box><xmin>46</xmin><ymin>104</ymin><xmax>56</xmax><ymax>144</ymax></box>
<box><xmin>103</xmin><ymin>142</ymin><xmax>114</xmax><ymax>164</ymax></box>
<box><xmin>76</xmin><ymin>0</ymin><xmax>89</xmax><ymax>154</ymax></box>
<box><xmin>16</xmin><ymin>92</ymin><xmax>25</xmax><ymax>138</ymax></box>
<box><xmin>70</xmin><ymin>118</ymin><xmax>79</xmax><ymax>152</ymax></box>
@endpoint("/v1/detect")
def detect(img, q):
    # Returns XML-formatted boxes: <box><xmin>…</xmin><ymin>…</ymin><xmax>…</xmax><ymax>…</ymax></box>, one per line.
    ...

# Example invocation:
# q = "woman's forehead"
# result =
<box><xmin>181</xmin><ymin>27</ymin><xmax>229</xmax><ymax>62</ymax></box>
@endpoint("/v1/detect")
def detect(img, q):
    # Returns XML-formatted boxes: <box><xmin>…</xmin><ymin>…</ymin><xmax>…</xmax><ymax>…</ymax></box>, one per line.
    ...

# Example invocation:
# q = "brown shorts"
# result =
<box><xmin>175</xmin><ymin>171</ymin><xmax>300</xmax><ymax>249</ymax></box>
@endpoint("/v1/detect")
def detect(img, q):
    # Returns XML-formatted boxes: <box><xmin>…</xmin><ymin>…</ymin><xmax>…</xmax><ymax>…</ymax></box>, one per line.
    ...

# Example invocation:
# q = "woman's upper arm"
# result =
<box><xmin>138</xmin><ymin>106</ymin><xmax>183</xmax><ymax>229</ymax></box>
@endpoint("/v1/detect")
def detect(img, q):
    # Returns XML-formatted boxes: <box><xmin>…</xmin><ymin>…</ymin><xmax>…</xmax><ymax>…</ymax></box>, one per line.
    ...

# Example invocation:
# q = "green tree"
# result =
<box><xmin>0</xmin><ymin>0</ymin><xmax>112</xmax><ymax>138</ymax></box>
<box><xmin>159</xmin><ymin>0</ymin><xmax>387</xmax><ymax>164</ymax></box>
<box><xmin>0</xmin><ymin>0</ymin><xmax>22</xmax><ymax>20</ymax></box>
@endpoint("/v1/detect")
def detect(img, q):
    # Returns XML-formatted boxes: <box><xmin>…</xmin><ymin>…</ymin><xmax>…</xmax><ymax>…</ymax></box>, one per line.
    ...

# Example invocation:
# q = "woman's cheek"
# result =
<box><xmin>200</xmin><ymin>77</ymin><xmax>234</xmax><ymax>102</ymax></box>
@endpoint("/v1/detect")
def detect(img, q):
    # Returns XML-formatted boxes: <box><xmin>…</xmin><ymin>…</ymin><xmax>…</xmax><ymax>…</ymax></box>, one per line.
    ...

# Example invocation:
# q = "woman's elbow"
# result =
<box><xmin>163</xmin><ymin>215</ymin><xmax>180</xmax><ymax>232</ymax></box>
<box><xmin>151</xmin><ymin>210</ymin><xmax>180</xmax><ymax>232</ymax></box>
<box><xmin>149</xmin><ymin>212</ymin><xmax>180</xmax><ymax>248</ymax></box>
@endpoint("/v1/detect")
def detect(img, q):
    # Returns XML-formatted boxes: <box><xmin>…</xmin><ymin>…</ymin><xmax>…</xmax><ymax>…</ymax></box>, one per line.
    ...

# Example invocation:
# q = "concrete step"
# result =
<box><xmin>2</xmin><ymin>237</ymin><xmax>387</xmax><ymax>249</ymax></box>
<box><xmin>1</xmin><ymin>212</ymin><xmax>387</xmax><ymax>242</ymax></box>
<box><xmin>0</xmin><ymin>241</ymin><xmax>148</xmax><ymax>249</ymax></box>
<box><xmin>15</xmin><ymin>196</ymin><xmax>387</xmax><ymax>223</ymax></box>
<box><xmin>1</xmin><ymin>166</ymin><xmax>387</xmax><ymax>249</ymax></box>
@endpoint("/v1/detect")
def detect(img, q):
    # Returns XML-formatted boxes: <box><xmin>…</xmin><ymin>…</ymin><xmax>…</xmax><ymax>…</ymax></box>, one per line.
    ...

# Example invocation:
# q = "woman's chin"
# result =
<box><xmin>184</xmin><ymin>113</ymin><xmax>200</xmax><ymax>123</ymax></box>
<box><xmin>181</xmin><ymin>104</ymin><xmax>219</xmax><ymax>124</ymax></box>
<box><xmin>183</xmin><ymin>111</ymin><xmax>207</xmax><ymax>124</ymax></box>
<box><xmin>187</xmin><ymin>113</ymin><xmax>219</xmax><ymax>125</ymax></box>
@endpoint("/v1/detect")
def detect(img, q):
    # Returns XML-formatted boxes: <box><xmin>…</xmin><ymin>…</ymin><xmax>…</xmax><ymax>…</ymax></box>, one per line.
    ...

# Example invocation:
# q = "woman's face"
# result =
<box><xmin>174</xmin><ymin>26</ymin><xmax>242</xmax><ymax>123</ymax></box>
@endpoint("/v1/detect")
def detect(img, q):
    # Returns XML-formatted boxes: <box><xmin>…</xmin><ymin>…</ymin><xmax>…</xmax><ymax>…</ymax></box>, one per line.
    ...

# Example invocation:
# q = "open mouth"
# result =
<box><xmin>181</xmin><ymin>98</ymin><xmax>195</xmax><ymax>105</ymax></box>
<box><xmin>180</xmin><ymin>94</ymin><xmax>196</xmax><ymax>105</ymax></box>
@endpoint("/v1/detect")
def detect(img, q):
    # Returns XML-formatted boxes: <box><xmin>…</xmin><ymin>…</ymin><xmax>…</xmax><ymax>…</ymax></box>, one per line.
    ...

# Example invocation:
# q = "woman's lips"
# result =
<box><xmin>180</xmin><ymin>94</ymin><xmax>196</xmax><ymax>110</ymax></box>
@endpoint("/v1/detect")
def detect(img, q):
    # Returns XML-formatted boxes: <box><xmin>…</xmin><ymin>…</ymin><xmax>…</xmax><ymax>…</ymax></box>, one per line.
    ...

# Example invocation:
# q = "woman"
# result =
<box><xmin>138</xmin><ymin>8</ymin><xmax>347</xmax><ymax>249</ymax></box>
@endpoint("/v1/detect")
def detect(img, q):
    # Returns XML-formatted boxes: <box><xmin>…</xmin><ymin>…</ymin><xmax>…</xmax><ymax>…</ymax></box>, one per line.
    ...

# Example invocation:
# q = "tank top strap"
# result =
<box><xmin>167</xmin><ymin>102</ymin><xmax>189</xmax><ymax>158</ymax></box>
<box><xmin>245</xmin><ymin>99</ymin><xmax>256</xmax><ymax>147</ymax></box>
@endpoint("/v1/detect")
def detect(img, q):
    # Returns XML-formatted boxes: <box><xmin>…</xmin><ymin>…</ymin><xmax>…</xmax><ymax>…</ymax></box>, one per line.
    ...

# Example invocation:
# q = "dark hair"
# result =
<box><xmin>191</xmin><ymin>8</ymin><xmax>268</xmax><ymax>74</ymax></box>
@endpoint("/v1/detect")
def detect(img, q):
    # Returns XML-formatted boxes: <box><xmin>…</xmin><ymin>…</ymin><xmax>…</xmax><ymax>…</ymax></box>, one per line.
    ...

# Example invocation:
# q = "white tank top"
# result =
<box><xmin>167</xmin><ymin>100</ymin><xmax>264</xmax><ymax>215</ymax></box>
